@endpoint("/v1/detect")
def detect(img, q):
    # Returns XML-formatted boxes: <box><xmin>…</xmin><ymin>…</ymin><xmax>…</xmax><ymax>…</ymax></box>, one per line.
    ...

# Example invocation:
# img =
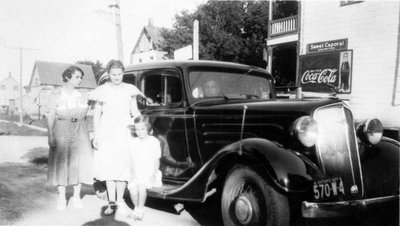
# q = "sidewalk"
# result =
<box><xmin>0</xmin><ymin>136</ymin><xmax>201</xmax><ymax>226</ymax></box>
<box><xmin>0</xmin><ymin>136</ymin><xmax>47</xmax><ymax>163</ymax></box>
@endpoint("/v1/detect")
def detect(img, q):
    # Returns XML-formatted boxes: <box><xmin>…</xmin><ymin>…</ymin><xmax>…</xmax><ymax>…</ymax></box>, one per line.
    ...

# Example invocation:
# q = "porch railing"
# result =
<box><xmin>269</xmin><ymin>15</ymin><xmax>298</xmax><ymax>37</ymax></box>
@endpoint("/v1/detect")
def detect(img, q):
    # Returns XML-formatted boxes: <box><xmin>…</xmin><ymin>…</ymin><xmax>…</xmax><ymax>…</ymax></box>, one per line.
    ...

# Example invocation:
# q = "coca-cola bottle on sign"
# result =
<box><xmin>339</xmin><ymin>52</ymin><xmax>350</xmax><ymax>92</ymax></box>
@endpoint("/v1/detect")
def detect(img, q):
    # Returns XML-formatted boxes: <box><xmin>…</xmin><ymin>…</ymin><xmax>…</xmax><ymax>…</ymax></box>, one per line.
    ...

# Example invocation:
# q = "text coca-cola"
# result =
<box><xmin>301</xmin><ymin>68</ymin><xmax>338</xmax><ymax>85</ymax></box>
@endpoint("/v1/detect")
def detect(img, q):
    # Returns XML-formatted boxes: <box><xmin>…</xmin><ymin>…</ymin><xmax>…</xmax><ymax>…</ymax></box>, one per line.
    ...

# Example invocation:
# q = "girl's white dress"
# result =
<box><xmin>128</xmin><ymin>136</ymin><xmax>162</xmax><ymax>188</ymax></box>
<box><xmin>91</xmin><ymin>82</ymin><xmax>141</xmax><ymax>181</ymax></box>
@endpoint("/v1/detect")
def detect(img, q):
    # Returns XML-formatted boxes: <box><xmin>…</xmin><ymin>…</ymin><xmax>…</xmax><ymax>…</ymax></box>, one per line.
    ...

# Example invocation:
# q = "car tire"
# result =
<box><xmin>221</xmin><ymin>165</ymin><xmax>290</xmax><ymax>226</ymax></box>
<box><xmin>184</xmin><ymin>194</ymin><xmax>223</xmax><ymax>226</ymax></box>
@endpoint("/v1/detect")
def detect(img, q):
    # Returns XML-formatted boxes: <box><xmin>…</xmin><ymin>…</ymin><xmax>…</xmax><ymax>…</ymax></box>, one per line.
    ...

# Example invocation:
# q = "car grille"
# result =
<box><xmin>313</xmin><ymin>104</ymin><xmax>364</xmax><ymax>198</ymax></box>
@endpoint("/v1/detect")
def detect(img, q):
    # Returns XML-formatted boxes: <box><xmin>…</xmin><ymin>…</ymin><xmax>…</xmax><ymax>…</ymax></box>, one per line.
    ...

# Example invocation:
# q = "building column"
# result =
<box><xmin>266</xmin><ymin>46</ymin><xmax>273</xmax><ymax>73</ymax></box>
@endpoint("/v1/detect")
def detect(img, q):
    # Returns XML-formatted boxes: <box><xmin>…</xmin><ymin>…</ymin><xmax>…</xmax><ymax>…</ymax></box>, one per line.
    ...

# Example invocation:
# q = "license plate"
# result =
<box><xmin>313</xmin><ymin>177</ymin><xmax>345</xmax><ymax>200</ymax></box>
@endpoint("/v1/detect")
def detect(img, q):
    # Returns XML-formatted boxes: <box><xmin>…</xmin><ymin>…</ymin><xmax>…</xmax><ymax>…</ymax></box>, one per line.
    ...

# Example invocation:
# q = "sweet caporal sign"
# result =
<box><xmin>307</xmin><ymin>39</ymin><xmax>347</xmax><ymax>53</ymax></box>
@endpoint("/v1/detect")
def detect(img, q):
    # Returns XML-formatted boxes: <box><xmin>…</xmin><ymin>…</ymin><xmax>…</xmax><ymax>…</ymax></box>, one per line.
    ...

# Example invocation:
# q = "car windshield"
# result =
<box><xmin>189</xmin><ymin>68</ymin><xmax>272</xmax><ymax>100</ymax></box>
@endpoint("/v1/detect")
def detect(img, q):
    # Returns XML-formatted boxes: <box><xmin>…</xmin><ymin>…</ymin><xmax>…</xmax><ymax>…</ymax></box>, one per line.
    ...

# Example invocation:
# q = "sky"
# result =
<box><xmin>0</xmin><ymin>0</ymin><xmax>206</xmax><ymax>85</ymax></box>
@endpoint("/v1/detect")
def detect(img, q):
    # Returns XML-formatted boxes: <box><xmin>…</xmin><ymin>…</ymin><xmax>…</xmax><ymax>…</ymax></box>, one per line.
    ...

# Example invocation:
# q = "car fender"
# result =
<box><xmin>360</xmin><ymin>137</ymin><xmax>400</xmax><ymax>197</ymax></box>
<box><xmin>157</xmin><ymin>138</ymin><xmax>322</xmax><ymax>201</ymax></box>
<box><xmin>218</xmin><ymin>138</ymin><xmax>323</xmax><ymax>193</ymax></box>
<box><xmin>198</xmin><ymin>137</ymin><xmax>321</xmax><ymax>194</ymax></box>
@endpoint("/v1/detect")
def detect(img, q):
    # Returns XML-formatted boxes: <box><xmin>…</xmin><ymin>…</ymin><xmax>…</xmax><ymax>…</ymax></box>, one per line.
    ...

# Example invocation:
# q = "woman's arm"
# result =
<box><xmin>46</xmin><ymin>110</ymin><xmax>56</xmax><ymax>150</ymax></box>
<box><xmin>130</xmin><ymin>96</ymin><xmax>141</xmax><ymax>119</ymax></box>
<box><xmin>92</xmin><ymin>102</ymin><xmax>102</xmax><ymax>149</ymax></box>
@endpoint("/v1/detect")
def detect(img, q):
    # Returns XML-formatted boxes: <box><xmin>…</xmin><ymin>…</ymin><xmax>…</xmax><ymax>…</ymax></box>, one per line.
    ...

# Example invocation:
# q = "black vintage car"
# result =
<box><xmin>121</xmin><ymin>60</ymin><xmax>399</xmax><ymax>226</ymax></box>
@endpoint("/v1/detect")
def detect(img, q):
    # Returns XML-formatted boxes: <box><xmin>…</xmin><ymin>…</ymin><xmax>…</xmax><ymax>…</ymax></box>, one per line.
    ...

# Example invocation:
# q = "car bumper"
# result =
<box><xmin>302</xmin><ymin>195</ymin><xmax>399</xmax><ymax>218</ymax></box>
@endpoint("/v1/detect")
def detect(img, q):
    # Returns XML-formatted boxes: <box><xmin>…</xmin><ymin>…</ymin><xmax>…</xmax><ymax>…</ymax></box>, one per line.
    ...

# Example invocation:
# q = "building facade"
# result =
<box><xmin>0</xmin><ymin>74</ymin><xmax>21</xmax><ymax>114</ymax></box>
<box><xmin>130</xmin><ymin>19</ymin><xmax>169</xmax><ymax>64</ymax></box>
<box><xmin>267</xmin><ymin>1</ymin><xmax>400</xmax><ymax>134</ymax></box>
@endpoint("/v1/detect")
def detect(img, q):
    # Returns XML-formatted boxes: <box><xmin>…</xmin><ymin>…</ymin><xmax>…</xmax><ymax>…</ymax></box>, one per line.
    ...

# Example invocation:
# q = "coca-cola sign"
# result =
<box><xmin>301</xmin><ymin>69</ymin><xmax>338</xmax><ymax>84</ymax></box>
<box><xmin>299</xmin><ymin>50</ymin><xmax>352</xmax><ymax>93</ymax></box>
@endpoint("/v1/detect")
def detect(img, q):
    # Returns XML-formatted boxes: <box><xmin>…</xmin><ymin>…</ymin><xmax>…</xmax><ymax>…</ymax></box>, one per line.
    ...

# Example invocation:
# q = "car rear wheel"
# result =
<box><xmin>221</xmin><ymin>165</ymin><xmax>289</xmax><ymax>226</ymax></box>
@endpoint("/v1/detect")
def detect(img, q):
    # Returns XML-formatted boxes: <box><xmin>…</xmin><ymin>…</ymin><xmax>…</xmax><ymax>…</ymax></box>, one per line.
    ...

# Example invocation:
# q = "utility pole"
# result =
<box><xmin>96</xmin><ymin>0</ymin><xmax>124</xmax><ymax>62</ymax></box>
<box><xmin>5</xmin><ymin>46</ymin><xmax>37</xmax><ymax>124</ymax></box>
<box><xmin>193</xmin><ymin>20</ymin><xmax>199</xmax><ymax>60</ymax></box>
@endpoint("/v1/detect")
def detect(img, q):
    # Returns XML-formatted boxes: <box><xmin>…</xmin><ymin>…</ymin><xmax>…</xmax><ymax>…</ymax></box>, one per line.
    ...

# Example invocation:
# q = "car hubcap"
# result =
<box><xmin>235</xmin><ymin>193</ymin><xmax>258</xmax><ymax>224</ymax></box>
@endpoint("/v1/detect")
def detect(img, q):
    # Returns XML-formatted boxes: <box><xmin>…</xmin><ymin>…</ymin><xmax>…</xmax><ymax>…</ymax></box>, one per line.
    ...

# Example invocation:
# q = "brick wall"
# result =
<box><xmin>301</xmin><ymin>1</ymin><xmax>400</xmax><ymax>129</ymax></box>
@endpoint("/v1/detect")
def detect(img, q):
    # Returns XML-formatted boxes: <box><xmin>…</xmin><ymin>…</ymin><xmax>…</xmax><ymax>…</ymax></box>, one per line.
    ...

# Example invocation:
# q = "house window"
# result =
<box><xmin>340</xmin><ymin>1</ymin><xmax>363</xmax><ymax>6</ymax></box>
<box><xmin>13</xmin><ymin>86</ymin><xmax>18</xmax><ymax>91</ymax></box>
<box><xmin>1</xmin><ymin>85</ymin><xmax>5</xmax><ymax>90</ymax></box>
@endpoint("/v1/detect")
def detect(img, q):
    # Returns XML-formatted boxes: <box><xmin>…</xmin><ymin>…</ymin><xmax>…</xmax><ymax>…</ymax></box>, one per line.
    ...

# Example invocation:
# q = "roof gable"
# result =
<box><xmin>29</xmin><ymin>61</ymin><xmax>97</xmax><ymax>88</ymax></box>
<box><xmin>131</xmin><ymin>25</ymin><xmax>168</xmax><ymax>55</ymax></box>
<box><xmin>0</xmin><ymin>75</ymin><xmax>19</xmax><ymax>85</ymax></box>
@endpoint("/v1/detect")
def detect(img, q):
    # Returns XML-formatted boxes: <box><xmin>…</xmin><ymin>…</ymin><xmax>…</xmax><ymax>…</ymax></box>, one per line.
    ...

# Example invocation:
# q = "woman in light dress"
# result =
<box><xmin>91</xmin><ymin>59</ymin><xmax>146</xmax><ymax>215</ymax></box>
<box><xmin>46</xmin><ymin>66</ymin><xmax>93</xmax><ymax>211</ymax></box>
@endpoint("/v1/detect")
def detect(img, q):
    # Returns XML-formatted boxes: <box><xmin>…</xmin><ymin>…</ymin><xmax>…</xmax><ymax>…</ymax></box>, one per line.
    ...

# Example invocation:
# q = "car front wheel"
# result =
<box><xmin>221</xmin><ymin>165</ymin><xmax>289</xmax><ymax>226</ymax></box>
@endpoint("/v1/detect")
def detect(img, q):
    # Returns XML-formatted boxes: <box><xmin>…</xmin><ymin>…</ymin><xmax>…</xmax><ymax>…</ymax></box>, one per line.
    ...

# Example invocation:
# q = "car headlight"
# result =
<box><xmin>357</xmin><ymin>118</ymin><xmax>383</xmax><ymax>145</ymax></box>
<box><xmin>292</xmin><ymin>116</ymin><xmax>319</xmax><ymax>147</ymax></box>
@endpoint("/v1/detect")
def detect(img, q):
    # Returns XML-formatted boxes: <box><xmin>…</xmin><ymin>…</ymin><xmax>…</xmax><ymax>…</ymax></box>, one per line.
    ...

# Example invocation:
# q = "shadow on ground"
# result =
<box><xmin>21</xmin><ymin>147</ymin><xmax>48</xmax><ymax>165</ymax></box>
<box><xmin>82</xmin><ymin>206</ymin><xmax>130</xmax><ymax>226</ymax></box>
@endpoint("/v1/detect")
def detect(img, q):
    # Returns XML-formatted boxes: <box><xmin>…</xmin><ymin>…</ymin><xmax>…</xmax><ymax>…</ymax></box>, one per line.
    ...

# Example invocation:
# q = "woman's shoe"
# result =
<box><xmin>56</xmin><ymin>198</ymin><xmax>67</xmax><ymax>211</ymax></box>
<box><xmin>116</xmin><ymin>200</ymin><xmax>130</xmax><ymax>216</ymax></box>
<box><xmin>104</xmin><ymin>202</ymin><xmax>116</xmax><ymax>216</ymax></box>
<box><xmin>134</xmin><ymin>208</ymin><xmax>144</xmax><ymax>221</ymax></box>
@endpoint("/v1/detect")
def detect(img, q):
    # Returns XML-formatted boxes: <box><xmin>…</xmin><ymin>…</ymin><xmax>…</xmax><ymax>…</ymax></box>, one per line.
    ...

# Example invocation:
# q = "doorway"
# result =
<box><xmin>271</xmin><ymin>42</ymin><xmax>297</xmax><ymax>87</ymax></box>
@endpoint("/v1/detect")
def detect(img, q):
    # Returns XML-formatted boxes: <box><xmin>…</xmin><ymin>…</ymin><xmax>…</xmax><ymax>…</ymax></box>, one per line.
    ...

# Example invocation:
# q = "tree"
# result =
<box><xmin>273</xmin><ymin>1</ymin><xmax>298</xmax><ymax>19</ymax></box>
<box><xmin>75</xmin><ymin>60</ymin><xmax>105</xmax><ymax>83</ymax></box>
<box><xmin>160</xmin><ymin>1</ymin><xmax>269</xmax><ymax>68</ymax></box>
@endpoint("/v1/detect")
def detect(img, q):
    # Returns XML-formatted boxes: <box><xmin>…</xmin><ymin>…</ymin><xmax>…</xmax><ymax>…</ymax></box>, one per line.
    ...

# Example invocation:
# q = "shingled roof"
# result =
<box><xmin>29</xmin><ymin>61</ymin><xmax>97</xmax><ymax>89</ymax></box>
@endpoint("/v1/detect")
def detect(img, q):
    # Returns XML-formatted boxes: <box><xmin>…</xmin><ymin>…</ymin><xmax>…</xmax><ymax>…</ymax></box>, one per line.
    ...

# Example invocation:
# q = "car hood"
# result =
<box><xmin>192</xmin><ymin>98</ymin><xmax>342</xmax><ymax>116</ymax></box>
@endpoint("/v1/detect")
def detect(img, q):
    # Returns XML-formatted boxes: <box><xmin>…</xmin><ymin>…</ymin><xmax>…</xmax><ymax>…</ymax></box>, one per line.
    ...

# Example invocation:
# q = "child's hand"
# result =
<box><xmin>151</xmin><ymin>174</ymin><xmax>157</xmax><ymax>184</ymax></box>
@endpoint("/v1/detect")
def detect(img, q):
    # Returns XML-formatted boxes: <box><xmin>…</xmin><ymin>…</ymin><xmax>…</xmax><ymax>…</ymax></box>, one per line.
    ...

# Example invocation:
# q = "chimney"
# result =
<box><xmin>148</xmin><ymin>18</ymin><xmax>153</xmax><ymax>27</ymax></box>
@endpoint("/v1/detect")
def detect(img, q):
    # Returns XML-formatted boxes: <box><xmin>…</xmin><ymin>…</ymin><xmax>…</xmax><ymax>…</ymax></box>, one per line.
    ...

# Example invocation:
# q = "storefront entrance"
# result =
<box><xmin>271</xmin><ymin>42</ymin><xmax>297</xmax><ymax>88</ymax></box>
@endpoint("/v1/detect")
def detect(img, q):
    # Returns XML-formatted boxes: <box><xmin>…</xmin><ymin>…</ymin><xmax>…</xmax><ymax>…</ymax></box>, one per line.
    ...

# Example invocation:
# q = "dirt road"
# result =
<box><xmin>0</xmin><ymin>136</ymin><xmax>201</xmax><ymax>226</ymax></box>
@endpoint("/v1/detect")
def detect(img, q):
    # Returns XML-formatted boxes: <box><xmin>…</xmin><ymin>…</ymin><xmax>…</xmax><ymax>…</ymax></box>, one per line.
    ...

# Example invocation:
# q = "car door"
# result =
<box><xmin>135</xmin><ymin>68</ymin><xmax>197</xmax><ymax>184</ymax></box>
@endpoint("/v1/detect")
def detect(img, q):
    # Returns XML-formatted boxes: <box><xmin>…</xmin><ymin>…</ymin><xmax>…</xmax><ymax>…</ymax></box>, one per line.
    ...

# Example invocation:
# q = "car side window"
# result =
<box><xmin>140</xmin><ymin>69</ymin><xmax>182</xmax><ymax>106</ymax></box>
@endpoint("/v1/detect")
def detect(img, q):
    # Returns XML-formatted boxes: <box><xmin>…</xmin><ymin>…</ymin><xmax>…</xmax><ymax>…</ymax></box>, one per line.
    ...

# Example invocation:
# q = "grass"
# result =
<box><xmin>0</xmin><ymin>121</ymin><xmax>47</xmax><ymax>136</ymax></box>
<box><xmin>0</xmin><ymin>114</ymin><xmax>47</xmax><ymax>128</ymax></box>
<box><xmin>0</xmin><ymin>114</ymin><xmax>93</xmax><ymax>136</ymax></box>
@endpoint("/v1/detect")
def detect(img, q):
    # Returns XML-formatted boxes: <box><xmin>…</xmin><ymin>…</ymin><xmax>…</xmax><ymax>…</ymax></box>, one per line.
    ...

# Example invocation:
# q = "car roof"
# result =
<box><xmin>125</xmin><ymin>60</ymin><xmax>271</xmax><ymax>77</ymax></box>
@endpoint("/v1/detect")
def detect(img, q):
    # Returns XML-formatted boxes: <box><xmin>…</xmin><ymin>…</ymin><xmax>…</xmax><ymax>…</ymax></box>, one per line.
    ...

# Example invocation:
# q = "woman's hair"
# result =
<box><xmin>106</xmin><ymin>59</ymin><xmax>125</xmax><ymax>73</ymax></box>
<box><xmin>134</xmin><ymin>115</ymin><xmax>152</xmax><ymax>133</ymax></box>
<box><xmin>62</xmin><ymin>66</ymin><xmax>84</xmax><ymax>82</ymax></box>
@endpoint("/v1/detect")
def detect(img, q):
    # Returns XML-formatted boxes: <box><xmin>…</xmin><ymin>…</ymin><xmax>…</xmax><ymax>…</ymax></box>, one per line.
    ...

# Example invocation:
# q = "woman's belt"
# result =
<box><xmin>57</xmin><ymin>117</ymin><xmax>86</xmax><ymax>122</ymax></box>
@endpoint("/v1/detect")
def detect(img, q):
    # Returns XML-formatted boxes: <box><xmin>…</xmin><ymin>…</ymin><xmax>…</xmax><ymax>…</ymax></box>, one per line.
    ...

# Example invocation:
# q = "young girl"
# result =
<box><xmin>128</xmin><ymin>115</ymin><xmax>162</xmax><ymax>220</ymax></box>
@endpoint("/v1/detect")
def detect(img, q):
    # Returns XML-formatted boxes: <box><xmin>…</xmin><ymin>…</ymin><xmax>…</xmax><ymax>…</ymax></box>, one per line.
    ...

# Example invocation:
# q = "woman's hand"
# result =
<box><xmin>145</xmin><ymin>97</ymin><xmax>154</xmax><ymax>104</ymax></box>
<box><xmin>48</xmin><ymin>135</ymin><xmax>56</xmax><ymax>151</ymax></box>
<box><xmin>92</xmin><ymin>135</ymin><xmax>99</xmax><ymax>150</ymax></box>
